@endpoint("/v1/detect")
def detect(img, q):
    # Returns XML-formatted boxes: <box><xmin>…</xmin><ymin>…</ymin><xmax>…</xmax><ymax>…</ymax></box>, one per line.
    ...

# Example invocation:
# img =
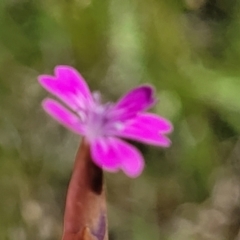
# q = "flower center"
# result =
<box><xmin>75</xmin><ymin>93</ymin><xmax>110</xmax><ymax>141</ymax></box>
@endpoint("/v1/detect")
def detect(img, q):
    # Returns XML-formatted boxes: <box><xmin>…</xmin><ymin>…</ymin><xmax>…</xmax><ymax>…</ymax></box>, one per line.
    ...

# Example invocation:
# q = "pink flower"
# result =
<box><xmin>38</xmin><ymin>66</ymin><xmax>173</xmax><ymax>177</ymax></box>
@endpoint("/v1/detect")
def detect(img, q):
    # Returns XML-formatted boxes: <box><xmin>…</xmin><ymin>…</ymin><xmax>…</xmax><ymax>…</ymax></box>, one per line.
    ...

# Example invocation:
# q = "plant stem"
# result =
<box><xmin>62</xmin><ymin>139</ymin><xmax>108</xmax><ymax>240</ymax></box>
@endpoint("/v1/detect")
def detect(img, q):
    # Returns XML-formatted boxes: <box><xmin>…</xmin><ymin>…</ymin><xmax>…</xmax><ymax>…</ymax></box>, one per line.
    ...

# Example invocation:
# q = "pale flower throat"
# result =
<box><xmin>77</xmin><ymin>92</ymin><xmax>124</xmax><ymax>142</ymax></box>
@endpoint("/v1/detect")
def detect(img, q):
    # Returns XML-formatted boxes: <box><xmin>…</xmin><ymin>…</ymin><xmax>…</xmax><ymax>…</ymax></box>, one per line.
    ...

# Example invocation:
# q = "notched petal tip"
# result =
<box><xmin>112</xmin><ymin>84</ymin><xmax>157</xmax><ymax>120</ymax></box>
<box><xmin>38</xmin><ymin>74</ymin><xmax>55</xmax><ymax>87</ymax></box>
<box><xmin>119</xmin><ymin>142</ymin><xmax>144</xmax><ymax>178</ymax></box>
<box><xmin>54</xmin><ymin>65</ymin><xmax>92</xmax><ymax>100</ymax></box>
<box><xmin>137</xmin><ymin>84</ymin><xmax>156</xmax><ymax>97</ymax></box>
<box><xmin>122</xmin><ymin>159</ymin><xmax>144</xmax><ymax>178</ymax></box>
<box><xmin>54</xmin><ymin>65</ymin><xmax>78</xmax><ymax>76</ymax></box>
<box><xmin>125</xmin><ymin>84</ymin><xmax>157</xmax><ymax>108</ymax></box>
<box><xmin>38</xmin><ymin>65</ymin><xmax>93</xmax><ymax>111</ymax></box>
<box><xmin>136</xmin><ymin>83</ymin><xmax>156</xmax><ymax>92</ymax></box>
<box><xmin>158</xmin><ymin>137</ymin><xmax>172</xmax><ymax>148</ymax></box>
<box><xmin>161</xmin><ymin>121</ymin><xmax>174</xmax><ymax>134</ymax></box>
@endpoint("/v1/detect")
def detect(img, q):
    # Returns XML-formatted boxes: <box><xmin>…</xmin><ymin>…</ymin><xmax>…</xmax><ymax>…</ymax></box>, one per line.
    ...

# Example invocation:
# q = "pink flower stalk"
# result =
<box><xmin>38</xmin><ymin>66</ymin><xmax>173</xmax><ymax>178</ymax></box>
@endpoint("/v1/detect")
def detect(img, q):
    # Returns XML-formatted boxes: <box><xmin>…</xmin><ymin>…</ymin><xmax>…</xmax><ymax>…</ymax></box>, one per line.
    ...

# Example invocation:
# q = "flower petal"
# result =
<box><xmin>114</xmin><ymin>113</ymin><xmax>173</xmax><ymax>147</ymax></box>
<box><xmin>90</xmin><ymin>137</ymin><xmax>144</xmax><ymax>177</ymax></box>
<box><xmin>90</xmin><ymin>137</ymin><xmax>121</xmax><ymax>172</ymax></box>
<box><xmin>42</xmin><ymin>98</ymin><xmax>84</xmax><ymax>135</ymax></box>
<box><xmin>38</xmin><ymin>65</ymin><xmax>92</xmax><ymax>111</ymax></box>
<box><xmin>116</xmin><ymin>139</ymin><xmax>144</xmax><ymax>178</ymax></box>
<box><xmin>111</xmin><ymin>85</ymin><xmax>156</xmax><ymax>120</ymax></box>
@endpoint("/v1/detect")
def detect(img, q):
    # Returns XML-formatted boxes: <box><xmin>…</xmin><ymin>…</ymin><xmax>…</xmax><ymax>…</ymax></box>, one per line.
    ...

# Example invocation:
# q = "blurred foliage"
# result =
<box><xmin>1</xmin><ymin>0</ymin><xmax>240</xmax><ymax>239</ymax></box>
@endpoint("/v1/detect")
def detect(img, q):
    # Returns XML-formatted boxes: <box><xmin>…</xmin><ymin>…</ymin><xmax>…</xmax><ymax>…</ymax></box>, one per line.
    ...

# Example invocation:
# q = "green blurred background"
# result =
<box><xmin>1</xmin><ymin>0</ymin><xmax>240</xmax><ymax>239</ymax></box>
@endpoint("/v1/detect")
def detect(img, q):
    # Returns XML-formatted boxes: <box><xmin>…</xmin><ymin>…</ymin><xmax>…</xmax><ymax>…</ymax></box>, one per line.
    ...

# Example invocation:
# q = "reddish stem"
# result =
<box><xmin>62</xmin><ymin>139</ymin><xmax>108</xmax><ymax>240</ymax></box>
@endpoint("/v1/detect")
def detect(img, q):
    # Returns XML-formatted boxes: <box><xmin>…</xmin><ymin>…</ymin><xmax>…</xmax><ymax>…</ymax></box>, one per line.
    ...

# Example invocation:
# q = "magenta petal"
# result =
<box><xmin>111</xmin><ymin>85</ymin><xmax>156</xmax><ymax>120</ymax></box>
<box><xmin>38</xmin><ymin>66</ymin><xmax>92</xmax><ymax>111</ymax></box>
<box><xmin>133</xmin><ymin>113</ymin><xmax>173</xmax><ymax>133</ymax></box>
<box><xmin>114</xmin><ymin>138</ymin><xmax>144</xmax><ymax>178</ymax></box>
<box><xmin>42</xmin><ymin>98</ymin><xmax>84</xmax><ymax>135</ymax></box>
<box><xmin>54</xmin><ymin>66</ymin><xmax>91</xmax><ymax>99</ymax></box>
<box><xmin>90</xmin><ymin>137</ymin><xmax>144</xmax><ymax>177</ymax></box>
<box><xmin>114</xmin><ymin>113</ymin><xmax>173</xmax><ymax>147</ymax></box>
<box><xmin>90</xmin><ymin>137</ymin><xmax>121</xmax><ymax>172</ymax></box>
